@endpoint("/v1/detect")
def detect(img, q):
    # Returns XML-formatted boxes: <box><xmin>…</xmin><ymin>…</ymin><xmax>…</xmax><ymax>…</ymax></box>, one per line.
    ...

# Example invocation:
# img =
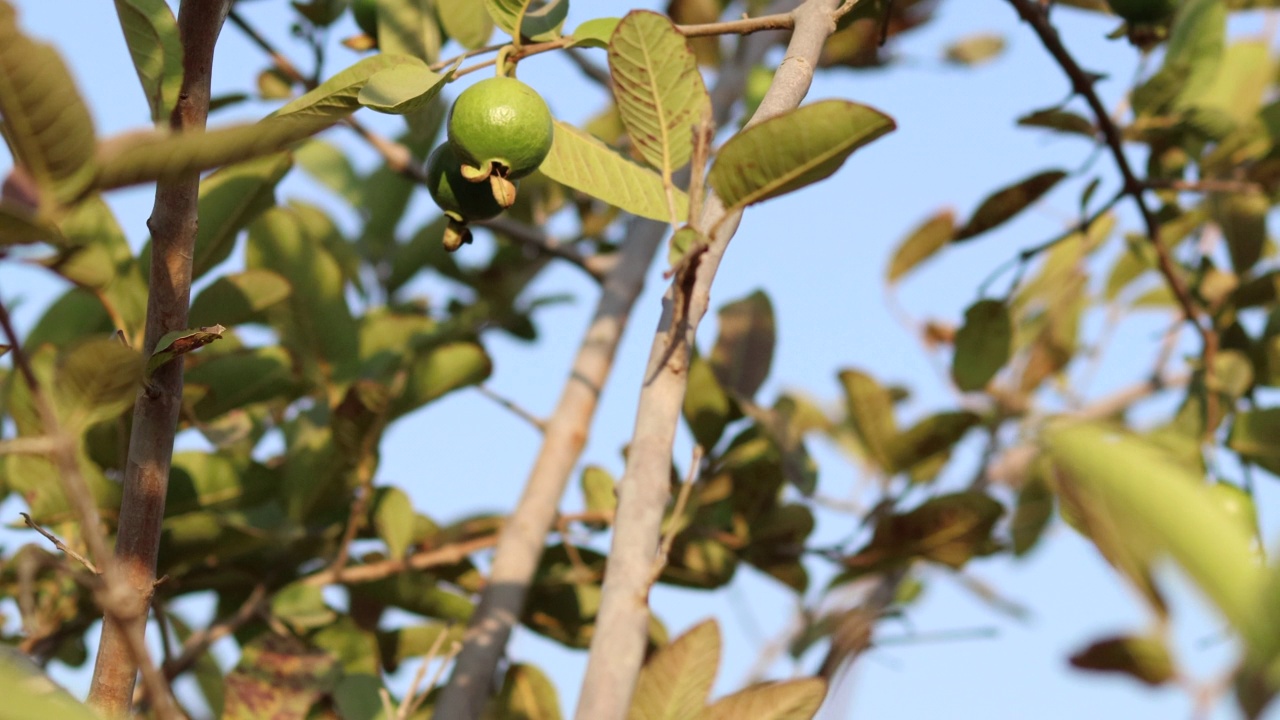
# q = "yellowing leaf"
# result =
<box><xmin>628</xmin><ymin>620</ymin><xmax>720</xmax><ymax>720</ymax></box>
<box><xmin>699</xmin><ymin>678</ymin><xmax>826</xmax><ymax>720</ymax></box>
<box><xmin>708</xmin><ymin>100</ymin><xmax>895</xmax><ymax>210</ymax></box>
<box><xmin>886</xmin><ymin>210</ymin><xmax>955</xmax><ymax>283</ymax></box>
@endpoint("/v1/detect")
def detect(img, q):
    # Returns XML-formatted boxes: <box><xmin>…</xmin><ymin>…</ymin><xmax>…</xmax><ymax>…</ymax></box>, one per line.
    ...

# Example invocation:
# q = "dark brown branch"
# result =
<box><xmin>1005</xmin><ymin>0</ymin><xmax>1220</xmax><ymax>433</ymax></box>
<box><xmin>88</xmin><ymin>1</ymin><xmax>232</xmax><ymax>715</ymax></box>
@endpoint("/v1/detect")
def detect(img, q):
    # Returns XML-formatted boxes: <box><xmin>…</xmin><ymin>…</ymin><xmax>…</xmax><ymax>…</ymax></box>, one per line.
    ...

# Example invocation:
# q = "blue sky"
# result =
<box><xmin>2</xmin><ymin>1</ymin><xmax>1278</xmax><ymax>718</ymax></box>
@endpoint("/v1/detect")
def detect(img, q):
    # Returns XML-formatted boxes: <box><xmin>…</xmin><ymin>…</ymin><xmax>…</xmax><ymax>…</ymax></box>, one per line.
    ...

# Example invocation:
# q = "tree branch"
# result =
<box><xmin>574</xmin><ymin>2</ymin><xmax>844</xmax><ymax>718</ymax></box>
<box><xmin>88</xmin><ymin>1</ymin><xmax>232</xmax><ymax>714</ymax></box>
<box><xmin>1004</xmin><ymin>0</ymin><xmax>1220</xmax><ymax>433</ymax></box>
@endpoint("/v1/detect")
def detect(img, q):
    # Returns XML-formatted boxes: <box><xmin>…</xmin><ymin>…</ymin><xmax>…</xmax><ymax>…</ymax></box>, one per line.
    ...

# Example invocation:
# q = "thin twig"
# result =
<box><xmin>476</xmin><ymin>216</ymin><xmax>607</xmax><ymax>280</ymax></box>
<box><xmin>1005</xmin><ymin>0</ymin><xmax>1219</xmax><ymax>434</ymax></box>
<box><xmin>158</xmin><ymin>584</ymin><xmax>268</xmax><ymax>682</ymax></box>
<box><xmin>303</xmin><ymin>534</ymin><xmax>501</xmax><ymax>586</ymax></box>
<box><xmin>475</xmin><ymin>384</ymin><xmax>547</xmax><ymax>433</ymax></box>
<box><xmin>677</xmin><ymin>13</ymin><xmax>796</xmax><ymax>37</ymax></box>
<box><xmin>20</xmin><ymin>513</ymin><xmax>99</xmax><ymax>574</ymax></box>
<box><xmin>651</xmin><ymin>447</ymin><xmax>701</xmax><ymax>582</ymax></box>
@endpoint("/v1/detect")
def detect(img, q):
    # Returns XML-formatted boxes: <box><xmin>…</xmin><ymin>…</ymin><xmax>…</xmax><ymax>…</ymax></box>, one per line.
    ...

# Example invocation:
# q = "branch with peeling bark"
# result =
<box><xmin>575</xmin><ymin>2</ymin><xmax>847</xmax><ymax>718</ymax></box>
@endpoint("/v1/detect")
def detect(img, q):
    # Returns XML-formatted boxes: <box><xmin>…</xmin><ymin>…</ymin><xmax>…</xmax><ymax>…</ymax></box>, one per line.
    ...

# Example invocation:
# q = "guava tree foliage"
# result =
<box><xmin>1</xmin><ymin>0</ymin><xmax>1280</xmax><ymax>718</ymax></box>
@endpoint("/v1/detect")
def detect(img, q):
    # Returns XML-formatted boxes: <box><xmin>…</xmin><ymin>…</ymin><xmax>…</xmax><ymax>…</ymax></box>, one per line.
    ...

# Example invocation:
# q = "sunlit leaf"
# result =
<box><xmin>189</xmin><ymin>270</ymin><xmax>292</xmax><ymax>328</ymax></box>
<box><xmin>609</xmin><ymin>11</ymin><xmax>711</xmax><ymax>173</ymax></box>
<box><xmin>838</xmin><ymin>369</ymin><xmax>897</xmax><ymax>470</ymax></box>
<box><xmin>708</xmin><ymin>101</ymin><xmax>895</xmax><ymax>210</ymax></box>
<box><xmin>886</xmin><ymin>210</ymin><xmax>955</xmax><ymax>283</ymax></box>
<box><xmin>54</xmin><ymin>336</ymin><xmax>142</xmax><ymax>430</ymax></box>
<box><xmin>272</xmin><ymin>582</ymin><xmax>337</xmax><ymax>632</ymax></box>
<box><xmin>438</xmin><ymin>0</ymin><xmax>495</xmax><ymax>48</ymax></box>
<box><xmin>373</xmin><ymin>486</ymin><xmax>415</xmax><ymax>559</ymax></box>
<box><xmin>357</xmin><ymin>59</ymin><xmax>455</xmax><ymax>115</ymax></box>
<box><xmin>377</xmin><ymin>0</ymin><xmax>443</xmax><ymax>64</ymax></box>
<box><xmin>628</xmin><ymin>620</ymin><xmax>720</xmax><ymax>720</ymax></box>
<box><xmin>571</xmin><ymin>16</ymin><xmax>620</xmax><ymax>48</ymax></box>
<box><xmin>0</xmin><ymin>3</ymin><xmax>96</xmax><ymax>209</ymax></box>
<box><xmin>539</xmin><ymin>120</ymin><xmax>688</xmax><ymax>222</ymax></box>
<box><xmin>944</xmin><ymin>33</ymin><xmax>1005</xmax><ymax>66</ymax></box>
<box><xmin>391</xmin><ymin>341</ymin><xmax>492</xmax><ymax>417</ymax></box>
<box><xmin>683</xmin><ymin>353</ymin><xmax>734</xmax><ymax>450</ymax></box>
<box><xmin>1042</xmin><ymin>423</ymin><xmax>1265</xmax><ymax>641</ymax></box>
<box><xmin>885</xmin><ymin>410</ymin><xmax>980</xmax><ymax>475</ymax></box>
<box><xmin>191</xmin><ymin>153</ymin><xmax>292</xmax><ymax>280</ymax></box>
<box><xmin>147</xmin><ymin>325</ymin><xmax>226</xmax><ymax>380</ymax></box>
<box><xmin>113</xmin><ymin>0</ymin><xmax>182</xmax><ymax>123</ymax></box>
<box><xmin>275</xmin><ymin>53</ymin><xmax>425</xmax><ymax>119</ymax></box>
<box><xmin>700</xmin><ymin>678</ymin><xmax>827</xmax><ymax>720</ymax></box>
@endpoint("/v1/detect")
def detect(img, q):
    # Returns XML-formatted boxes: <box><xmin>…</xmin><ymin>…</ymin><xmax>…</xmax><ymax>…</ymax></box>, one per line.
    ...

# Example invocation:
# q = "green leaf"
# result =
<box><xmin>185</xmin><ymin>346</ymin><xmax>301</xmax><ymax>422</ymax></box>
<box><xmin>943</xmin><ymin>33</ymin><xmax>1005</xmax><ymax>66</ymax></box>
<box><xmin>571</xmin><ymin>17</ymin><xmax>620</xmax><ymax>48</ymax></box>
<box><xmin>357</xmin><ymin>59</ymin><xmax>455</xmax><ymax>115</ymax></box>
<box><xmin>488</xmin><ymin>663</ymin><xmax>563</xmax><ymax>719</ymax></box>
<box><xmin>1011</xmin><ymin>471</ymin><xmax>1054</xmax><ymax>557</ymax></box>
<box><xmin>953</xmin><ymin>170</ymin><xmax>1066</xmax><ymax>242</ymax></box>
<box><xmin>1165</xmin><ymin>0</ymin><xmax>1226</xmax><ymax>111</ymax></box>
<box><xmin>609</xmin><ymin>10</ymin><xmax>711</xmax><ymax>174</ymax></box>
<box><xmin>486</xmin><ymin>0</ymin><xmax>568</xmax><ymax>42</ymax></box>
<box><xmin>886</xmin><ymin>210</ymin><xmax>955</xmax><ymax>283</ymax></box>
<box><xmin>332</xmin><ymin>674</ymin><xmax>386</xmax><ymax>720</ymax></box>
<box><xmin>274</xmin><ymin>53</ymin><xmax>425</xmax><ymax>119</ymax></box>
<box><xmin>1042</xmin><ymin>423</ymin><xmax>1265</xmax><ymax>641</ymax></box>
<box><xmin>113</xmin><ymin>0</ymin><xmax>182</xmax><ymax>123</ymax></box>
<box><xmin>95</xmin><ymin>117</ymin><xmax>329</xmax><ymax>192</ymax></box>
<box><xmin>885</xmin><ymin>410</ymin><xmax>981</xmax><ymax>475</ymax></box>
<box><xmin>838</xmin><ymin>369</ymin><xmax>897</xmax><ymax>471</ymax></box>
<box><xmin>1195</xmin><ymin>40</ymin><xmax>1272</xmax><ymax>126</ymax></box>
<box><xmin>392</xmin><ymin>341</ymin><xmax>492</xmax><ymax>417</ymax></box>
<box><xmin>580</xmin><ymin>466</ymin><xmax>617</xmax><ymax>519</ymax></box>
<box><xmin>295</xmin><ymin>139</ymin><xmax>363</xmax><ymax>206</ymax></box>
<box><xmin>709</xmin><ymin>290</ymin><xmax>775</xmax><ymax>400</ymax></box>
<box><xmin>0</xmin><ymin>646</ymin><xmax>101</xmax><ymax>720</ymax></box>
<box><xmin>0</xmin><ymin>3</ymin><xmax>97</xmax><ymax>209</ymax></box>
<box><xmin>271</xmin><ymin>582</ymin><xmax>337</xmax><ymax>632</ymax></box>
<box><xmin>189</xmin><ymin>270</ymin><xmax>292</xmax><ymax>328</ymax></box>
<box><xmin>53</xmin><ymin>336</ymin><xmax>142</xmax><ymax>431</ymax></box>
<box><xmin>1229</xmin><ymin>407</ymin><xmax>1280</xmax><ymax>469</ymax></box>
<box><xmin>248</xmin><ymin>205</ymin><xmax>358</xmax><ymax>381</ymax></box>
<box><xmin>192</xmin><ymin>153</ymin><xmax>292</xmax><ymax>280</ymax></box>
<box><xmin>700</xmin><ymin>678</ymin><xmax>827</xmax><ymax>720</ymax></box>
<box><xmin>628</xmin><ymin>620</ymin><xmax>720</xmax><ymax>720</ymax></box>
<box><xmin>1069</xmin><ymin>634</ymin><xmax>1175</xmax><ymax>687</ymax></box>
<box><xmin>166</xmin><ymin>452</ymin><xmax>272</xmax><ymax>517</ymax></box>
<box><xmin>845</xmin><ymin>492</ymin><xmax>1004</xmax><ymax>573</ymax></box>
<box><xmin>1016</xmin><ymin>108</ymin><xmax>1096</xmax><ymax>139</ymax></box>
<box><xmin>1211</xmin><ymin>189</ymin><xmax>1268</xmax><ymax>274</ymax></box>
<box><xmin>539</xmin><ymin>120</ymin><xmax>688</xmax><ymax>222</ymax></box>
<box><xmin>952</xmin><ymin>299</ymin><xmax>1011</xmax><ymax>391</ymax></box>
<box><xmin>438</xmin><ymin>0</ymin><xmax>495</xmax><ymax>48</ymax></box>
<box><xmin>146</xmin><ymin>325</ymin><xmax>226</xmax><ymax>380</ymax></box>
<box><xmin>378</xmin><ymin>0</ymin><xmax>443</xmax><ymax>64</ymax></box>
<box><xmin>373</xmin><ymin>486</ymin><xmax>415</xmax><ymax>559</ymax></box>
<box><xmin>708</xmin><ymin>100</ymin><xmax>895</xmax><ymax>210</ymax></box>
<box><xmin>683</xmin><ymin>353</ymin><xmax>733</xmax><ymax>450</ymax></box>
